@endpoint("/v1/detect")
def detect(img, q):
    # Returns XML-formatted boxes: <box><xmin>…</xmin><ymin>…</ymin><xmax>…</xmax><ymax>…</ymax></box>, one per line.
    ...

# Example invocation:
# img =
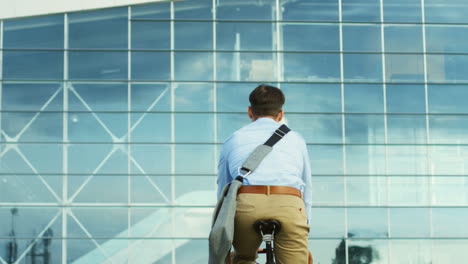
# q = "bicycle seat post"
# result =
<box><xmin>254</xmin><ymin>220</ymin><xmax>281</xmax><ymax>264</ymax></box>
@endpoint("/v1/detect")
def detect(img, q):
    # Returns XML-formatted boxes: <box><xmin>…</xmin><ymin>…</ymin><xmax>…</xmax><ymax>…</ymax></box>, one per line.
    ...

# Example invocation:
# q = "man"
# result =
<box><xmin>217</xmin><ymin>84</ymin><xmax>312</xmax><ymax>264</ymax></box>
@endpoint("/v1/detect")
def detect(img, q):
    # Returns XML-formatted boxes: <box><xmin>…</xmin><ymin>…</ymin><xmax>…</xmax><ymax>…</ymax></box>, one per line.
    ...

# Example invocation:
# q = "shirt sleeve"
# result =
<box><xmin>301</xmin><ymin>143</ymin><xmax>313</xmax><ymax>224</ymax></box>
<box><xmin>216</xmin><ymin>142</ymin><xmax>232</xmax><ymax>199</ymax></box>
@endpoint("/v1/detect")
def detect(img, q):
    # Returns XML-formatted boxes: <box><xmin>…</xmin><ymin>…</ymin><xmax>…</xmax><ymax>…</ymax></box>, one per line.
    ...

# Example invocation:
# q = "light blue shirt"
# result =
<box><xmin>217</xmin><ymin>117</ymin><xmax>312</xmax><ymax>223</ymax></box>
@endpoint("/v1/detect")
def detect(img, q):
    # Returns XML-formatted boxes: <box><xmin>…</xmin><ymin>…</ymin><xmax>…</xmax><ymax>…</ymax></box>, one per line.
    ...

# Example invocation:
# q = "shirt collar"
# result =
<box><xmin>255</xmin><ymin>117</ymin><xmax>279</xmax><ymax>124</ymax></box>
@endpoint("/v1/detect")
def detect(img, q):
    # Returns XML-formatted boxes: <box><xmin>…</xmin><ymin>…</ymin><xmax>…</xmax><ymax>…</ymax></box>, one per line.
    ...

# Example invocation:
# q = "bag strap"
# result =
<box><xmin>235</xmin><ymin>124</ymin><xmax>290</xmax><ymax>182</ymax></box>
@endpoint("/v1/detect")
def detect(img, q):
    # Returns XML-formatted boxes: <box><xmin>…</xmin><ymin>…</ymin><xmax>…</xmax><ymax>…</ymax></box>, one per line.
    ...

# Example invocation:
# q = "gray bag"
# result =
<box><xmin>208</xmin><ymin>124</ymin><xmax>290</xmax><ymax>264</ymax></box>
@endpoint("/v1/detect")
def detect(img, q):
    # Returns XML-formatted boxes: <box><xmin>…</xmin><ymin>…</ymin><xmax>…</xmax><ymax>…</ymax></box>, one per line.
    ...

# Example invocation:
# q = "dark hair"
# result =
<box><xmin>249</xmin><ymin>84</ymin><xmax>285</xmax><ymax>117</ymax></box>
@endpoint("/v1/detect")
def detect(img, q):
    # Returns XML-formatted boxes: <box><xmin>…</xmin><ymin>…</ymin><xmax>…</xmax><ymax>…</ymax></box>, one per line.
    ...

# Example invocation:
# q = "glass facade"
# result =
<box><xmin>1</xmin><ymin>0</ymin><xmax>468</xmax><ymax>263</ymax></box>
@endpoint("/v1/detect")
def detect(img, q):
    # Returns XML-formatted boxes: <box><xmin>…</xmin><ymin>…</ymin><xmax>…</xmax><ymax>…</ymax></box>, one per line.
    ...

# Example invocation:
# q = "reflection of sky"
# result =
<box><xmin>3</xmin><ymin>0</ymin><xmax>468</xmax><ymax>263</ymax></box>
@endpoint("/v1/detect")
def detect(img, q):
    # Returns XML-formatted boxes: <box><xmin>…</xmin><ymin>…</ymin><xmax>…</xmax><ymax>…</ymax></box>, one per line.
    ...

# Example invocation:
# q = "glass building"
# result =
<box><xmin>1</xmin><ymin>0</ymin><xmax>468</xmax><ymax>263</ymax></box>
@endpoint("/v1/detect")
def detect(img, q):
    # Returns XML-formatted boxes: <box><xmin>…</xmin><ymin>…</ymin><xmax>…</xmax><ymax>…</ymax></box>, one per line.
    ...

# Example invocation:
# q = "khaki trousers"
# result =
<box><xmin>232</xmin><ymin>193</ymin><xmax>310</xmax><ymax>264</ymax></box>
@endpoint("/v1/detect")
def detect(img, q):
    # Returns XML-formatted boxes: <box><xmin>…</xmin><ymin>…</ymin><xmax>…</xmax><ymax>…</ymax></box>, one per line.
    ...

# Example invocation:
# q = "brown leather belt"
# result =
<box><xmin>238</xmin><ymin>185</ymin><xmax>302</xmax><ymax>198</ymax></box>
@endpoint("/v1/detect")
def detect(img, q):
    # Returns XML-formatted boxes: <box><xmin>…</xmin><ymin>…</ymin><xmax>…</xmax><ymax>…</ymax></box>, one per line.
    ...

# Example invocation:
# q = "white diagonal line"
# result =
<box><xmin>0</xmin><ymin>256</ymin><xmax>7</xmax><ymax>264</ymax></box>
<box><xmin>1</xmin><ymin>130</ymin><xmax>9</xmax><ymax>139</ymax></box>
<box><xmin>68</xmin><ymin>210</ymin><xmax>115</xmax><ymax>264</ymax></box>
<box><xmin>15</xmin><ymin>86</ymin><xmax>62</xmax><ymax>140</ymax></box>
<box><xmin>128</xmin><ymin>86</ymin><xmax>170</xmax><ymax>134</ymax></box>
<box><xmin>0</xmin><ymin>143</ymin><xmax>10</xmax><ymax>157</ymax></box>
<box><xmin>130</xmin><ymin>156</ymin><xmax>171</xmax><ymax>204</ymax></box>
<box><xmin>69</xmin><ymin>146</ymin><xmax>118</xmax><ymax>202</ymax></box>
<box><xmin>15</xmin><ymin>148</ymin><xmax>61</xmax><ymax>202</ymax></box>
<box><xmin>69</xmin><ymin>85</ymin><xmax>117</xmax><ymax>141</ymax></box>
<box><xmin>14</xmin><ymin>211</ymin><xmax>61</xmax><ymax>264</ymax></box>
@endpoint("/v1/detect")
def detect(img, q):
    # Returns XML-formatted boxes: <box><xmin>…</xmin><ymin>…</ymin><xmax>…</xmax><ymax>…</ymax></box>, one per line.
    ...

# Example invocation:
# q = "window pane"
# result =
<box><xmin>387</xmin><ymin>146</ymin><xmax>428</xmax><ymax>175</ymax></box>
<box><xmin>427</xmin><ymin>54</ymin><xmax>468</xmax><ymax>82</ymax></box>
<box><xmin>425</xmin><ymin>0</ymin><xmax>468</xmax><ymax>23</ymax></box>
<box><xmin>0</xmin><ymin>208</ymin><xmax>61</xmax><ymax>238</ymax></box>
<box><xmin>2</xmin><ymin>83</ymin><xmax>63</xmax><ymax>111</ymax></box>
<box><xmin>282</xmin><ymin>83</ymin><xmax>342</xmax><ymax>113</ymax></box>
<box><xmin>68</xmin><ymin>208</ymin><xmax>127</xmax><ymax>238</ymax></box>
<box><xmin>131</xmin><ymin>144</ymin><xmax>171</xmax><ymax>174</ymax></box>
<box><xmin>311</xmin><ymin>176</ymin><xmax>344</xmax><ymax>205</ymax></box>
<box><xmin>385</xmin><ymin>25</ymin><xmax>423</xmax><ymax>52</ymax></box>
<box><xmin>342</xmin><ymin>0</ymin><xmax>380</xmax><ymax>22</ymax></box>
<box><xmin>309</xmin><ymin>145</ymin><xmax>343</xmax><ymax>175</ymax></box>
<box><xmin>430</xmin><ymin>146</ymin><xmax>468</xmax><ymax>175</ymax></box>
<box><xmin>384</xmin><ymin>0</ymin><xmax>422</xmax><ymax>22</ymax></box>
<box><xmin>68</xmin><ymin>144</ymin><xmax>125</xmax><ymax>174</ymax></box>
<box><xmin>3</xmin><ymin>51</ymin><xmax>63</xmax><ymax>80</ymax></box>
<box><xmin>426</xmin><ymin>25</ymin><xmax>468</xmax><ymax>53</ymax></box>
<box><xmin>283</xmin><ymin>24</ymin><xmax>339</xmax><ymax>51</ymax></box>
<box><xmin>347</xmin><ymin>176</ymin><xmax>387</xmax><ymax>206</ymax></box>
<box><xmin>344</xmin><ymin>54</ymin><xmax>382</xmax><ymax>82</ymax></box>
<box><xmin>348</xmin><ymin>208</ymin><xmax>388</xmax><ymax>238</ymax></box>
<box><xmin>69</xmin><ymin>7</ymin><xmax>127</xmax><ymax>49</ymax></box>
<box><xmin>2</xmin><ymin>112</ymin><xmax>62</xmax><ymax>142</ymax></box>
<box><xmin>131</xmin><ymin>21</ymin><xmax>170</xmax><ymax>49</ymax></box>
<box><xmin>280</xmin><ymin>0</ymin><xmax>339</xmax><ymax>21</ymax></box>
<box><xmin>309</xmin><ymin>208</ymin><xmax>345</xmax><ymax>238</ymax></box>
<box><xmin>432</xmin><ymin>240</ymin><xmax>468</xmax><ymax>263</ymax></box>
<box><xmin>343</xmin><ymin>24</ymin><xmax>381</xmax><ymax>52</ymax></box>
<box><xmin>69</xmin><ymin>82</ymin><xmax>127</xmax><ymax>111</ymax></box>
<box><xmin>176</xmin><ymin>52</ymin><xmax>213</xmax><ymax>81</ymax></box>
<box><xmin>288</xmin><ymin>114</ymin><xmax>342</xmax><ymax>144</ymax></box>
<box><xmin>0</xmin><ymin>173</ymin><xmax>60</xmax><ymax>202</ymax></box>
<box><xmin>429</xmin><ymin>84</ymin><xmax>468</xmax><ymax>113</ymax></box>
<box><xmin>175</xmin><ymin>114</ymin><xmax>214</xmax><ymax>142</ymax></box>
<box><xmin>432</xmin><ymin>177</ymin><xmax>468</xmax><ymax>205</ymax></box>
<box><xmin>175</xmin><ymin>145</ymin><xmax>215</xmax><ymax>174</ymax></box>
<box><xmin>175</xmin><ymin>176</ymin><xmax>216</xmax><ymax>205</ymax></box>
<box><xmin>386</xmin><ymin>84</ymin><xmax>426</xmax><ymax>113</ymax></box>
<box><xmin>345</xmin><ymin>115</ymin><xmax>385</xmax><ymax>144</ymax></box>
<box><xmin>432</xmin><ymin>208</ymin><xmax>468</xmax><ymax>237</ymax></box>
<box><xmin>389</xmin><ymin>177</ymin><xmax>429</xmax><ymax>206</ymax></box>
<box><xmin>217</xmin><ymin>52</ymin><xmax>275</xmax><ymax>82</ymax></box>
<box><xmin>174</xmin><ymin>0</ymin><xmax>212</xmax><ymax>19</ymax></box>
<box><xmin>68</xmin><ymin>113</ymin><xmax>127</xmax><ymax>142</ymax></box>
<box><xmin>284</xmin><ymin>53</ymin><xmax>340</xmax><ymax>81</ymax></box>
<box><xmin>217</xmin><ymin>22</ymin><xmax>274</xmax><ymax>51</ymax></box>
<box><xmin>131</xmin><ymin>2</ymin><xmax>171</xmax><ymax>19</ymax></box>
<box><xmin>4</xmin><ymin>14</ymin><xmax>63</xmax><ymax>48</ymax></box>
<box><xmin>429</xmin><ymin>115</ymin><xmax>468</xmax><ymax>144</ymax></box>
<box><xmin>132</xmin><ymin>175</ymin><xmax>172</xmax><ymax>203</ymax></box>
<box><xmin>73</xmin><ymin>174</ymin><xmax>127</xmax><ymax>203</ymax></box>
<box><xmin>0</xmin><ymin>144</ymin><xmax>62</xmax><ymax>174</ymax></box>
<box><xmin>175</xmin><ymin>22</ymin><xmax>213</xmax><ymax>50</ymax></box>
<box><xmin>174</xmin><ymin>83</ymin><xmax>214</xmax><ymax>111</ymax></box>
<box><xmin>344</xmin><ymin>84</ymin><xmax>384</xmax><ymax>113</ymax></box>
<box><xmin>386</xmin><ymin>54</ymin><xmax>424</xmax><ymax>82</ymax></box>
<box><xmin>309</xmin><ymin>240</ymin><xmax>345</xmax><ymax>264</ymax></box>
<box><xmin>390</xmin><ymin>208</ymin><xmax>430</xmax><ymax>238</ymax></box>
<box><xmin>69</xmin><ymin>51</ymin><xmax>127</xmax><ymax>80</ymax></box>
<box><xmin>132</xmin><ymin>51</ymin><xmax>170</xmax><ymax>80</ymax></box>
<box><xmin>131</xmin><ymin>113</ymin><xmax>171</xmax><ymax>142</ymax></box>
<box><xmin>217</xmin><ymin>0</ymin><xmax>276</xmax><ymax>20</ymax></box>
<box><xmin>131</xmin><ymin>83</ymin><xmax>171</xmax><ymax>112</ymax></box>
<box><xmin>346</xmin><ymin>146</ymin><xmax>386</xmax><ymax>175</ymax></box>
<box><xmin>387</xmin><ymin>115</ymin><xmax>427</xmax><ymax>144</ymax></box>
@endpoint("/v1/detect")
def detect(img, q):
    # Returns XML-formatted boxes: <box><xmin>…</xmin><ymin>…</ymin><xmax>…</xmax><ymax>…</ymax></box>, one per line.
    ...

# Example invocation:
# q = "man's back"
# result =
<box><xmin>217</xmin><ymin>117</ymin><xmax>312</xmax><ymax>222</ymax></box>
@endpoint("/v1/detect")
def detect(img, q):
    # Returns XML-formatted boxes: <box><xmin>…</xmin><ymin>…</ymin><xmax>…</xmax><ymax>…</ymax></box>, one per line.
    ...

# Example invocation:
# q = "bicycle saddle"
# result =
<box><xmin>253</xmin><ymin>219</ymin><xmax>282</xmax><ymax>235</ymax></box>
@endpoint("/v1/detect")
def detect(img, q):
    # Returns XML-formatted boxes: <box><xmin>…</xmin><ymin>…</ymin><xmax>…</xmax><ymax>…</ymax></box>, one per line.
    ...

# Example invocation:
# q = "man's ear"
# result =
<box><xmin>276</xmin><ymin>110</ymin><xmax>284</xmax><ymax>122</ymax></box>
<box><xmin>248</xmin><ymin>106</ymin><xmax>254</xmax><ymax>120</ymax></box>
